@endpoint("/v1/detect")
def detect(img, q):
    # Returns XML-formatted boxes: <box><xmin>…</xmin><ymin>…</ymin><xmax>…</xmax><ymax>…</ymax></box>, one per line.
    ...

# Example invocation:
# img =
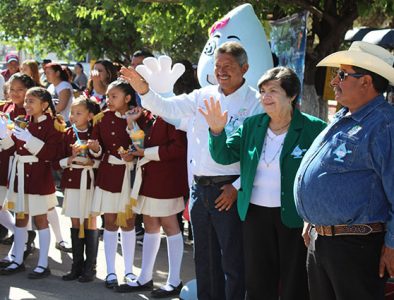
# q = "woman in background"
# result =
<box><xmin>73</xmin><ymin>63</ymin><xmax>88</xmax><ymax>91</ymax></box>
<box><xmin>45</xmin><ymin>63</ymin><xmax>74</xmax><ymax>123</ymax></box>
<box><xmin>21</xmin><ymin>60</ymin><xmax>41</xmax><ymax>86</ymax></box>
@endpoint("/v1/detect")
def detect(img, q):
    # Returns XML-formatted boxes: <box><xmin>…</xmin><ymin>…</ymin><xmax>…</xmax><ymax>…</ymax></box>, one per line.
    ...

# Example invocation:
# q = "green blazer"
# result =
<box><xmin>209</xmin><ymin>109</ymin><xmax>326</xmax><ymax>228</ymax></box>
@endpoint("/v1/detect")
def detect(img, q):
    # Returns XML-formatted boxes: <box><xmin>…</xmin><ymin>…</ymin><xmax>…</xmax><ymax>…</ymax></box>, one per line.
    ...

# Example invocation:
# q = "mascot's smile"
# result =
<box><xmin>206</xmin><ymin>74</ymin><xmax>218</xmax><ymax>85</ymax></box>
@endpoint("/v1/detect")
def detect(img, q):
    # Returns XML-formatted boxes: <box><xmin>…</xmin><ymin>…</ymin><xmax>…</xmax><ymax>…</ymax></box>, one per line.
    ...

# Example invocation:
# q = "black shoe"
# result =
<box><xmin>114</xmin><ymin>280</ymin><xmax>153</xmax><ymax>293</ymax></box>
<box><xmin>23</xmin><ymin>244</ymin><xmax>36</xmax><ymax>260</ymax></box>
<box><xmin>0</xmin><ymin>262</ymin><xmax>25</xmax><ymax>275</ymax></box>
<box><xmin>0</xmin><ymin>255</ymin><xmax>14</xmax><ymax>268</ymax></box>
<box><xmin>0</xmin><ymin>224</ymin><xmax>7</xmax><ymax>241</ymax></box>
<box><xmin>0</xmin><ymin>260</ymin><xmax>12</xmax><ymax>268</ymax></box>
<box><xmin>105</xmin><ymin>273</ymin><xmax>118</xmax><ymax>289</ymax></box>
<box><xmin>151</xmin><ymin>282</ymin><xmax>183</xmax><ymax>298</ymax></box>
<box><xmin>28</xmin><ymin>266</ymin><xmax>51</xmax><ymax>279</ymax></box>
<box><xmin>24</xmin><ymin>231</ymin><xmax>37</xmax><ymax>259</ymax></box>
<box><xmin>62</xmin><ymin>268</ymin><xmax>83</xmax><ymax>281</ymax></box>
<box><xmin>1</xmin><ymin>234</ymin><xmax>14</xmax><ymax>245</ymax></box>
<box><xmin>78</xmin><ymin>273</ymin><xmax>95</xmax><ymax>283</ymax></box>
<box><xmin>27</xmin><ymin>231</ymin><xmax>36</xmax><ymax>246</ymax></box>
<box><xmin>55</xmin><ymin>241</ymin><xmax>72</xmax><ymax>253</ymax></box>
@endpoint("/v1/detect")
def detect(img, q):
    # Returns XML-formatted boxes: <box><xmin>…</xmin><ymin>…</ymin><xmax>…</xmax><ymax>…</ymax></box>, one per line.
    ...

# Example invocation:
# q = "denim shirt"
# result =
<box><xmin>294</xmin><ymin>95</ymin><xmax>394</xmax><ymax>247</ymax></box>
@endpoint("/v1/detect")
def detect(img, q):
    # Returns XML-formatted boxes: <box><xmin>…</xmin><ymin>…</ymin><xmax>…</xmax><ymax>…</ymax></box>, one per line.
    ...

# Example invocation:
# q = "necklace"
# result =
<box><xmin>269</xmin><ymin>120</ymin><xmax>291</xmax><ymax>133</ymax></box>
<box><xmin>262</xmin><ymin>134</ymin><xmax>284</xmax><ymax>167</ymax></box>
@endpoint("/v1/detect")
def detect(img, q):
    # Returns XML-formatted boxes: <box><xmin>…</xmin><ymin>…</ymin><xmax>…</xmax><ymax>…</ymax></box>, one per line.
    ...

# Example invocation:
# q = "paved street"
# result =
<box><xmin>0</xmin><ymin>194</ymin><xmax>196</xmax><ymax>300</ymax></box>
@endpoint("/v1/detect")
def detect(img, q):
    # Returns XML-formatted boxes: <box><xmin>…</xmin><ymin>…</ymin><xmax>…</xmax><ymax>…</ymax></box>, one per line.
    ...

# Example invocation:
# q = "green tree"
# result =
<box><xmin>0</xmin><ymin>0</ymin><xmax>392</xmax><ymax>118</ymax></box>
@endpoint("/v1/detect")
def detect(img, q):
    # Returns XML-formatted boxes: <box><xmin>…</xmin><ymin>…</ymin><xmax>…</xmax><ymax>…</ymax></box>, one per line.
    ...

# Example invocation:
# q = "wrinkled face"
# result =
<box><xmin>106</xmin><ymin>86</ymin><xmax>130</xmax><ymax>113</ymax></box>
<box><xmin>7</xmin><ymin>61</ymin><xmax>19</xmax><ymax>75</ymax></box>
<box><xmin>69</xmin><ymin>104</ymin><xmax>92</xmax><ymax>130</ymax></box>
<box><xmin>24</xmin><ymin>94</ymin><xmax>48</xmax><ymax>118</ymax></box>
<box><xmin>94</xmin><ymin>63</ymin><xmax>109</xmax><ymax>83</ymax></box>
<box><xmin>330</xmin><ymin>64</ymin><xmax>364</xmax><ymax>111</ymax></box>
<box><xmin>9</xmin><ymin>79</ymin><xmax>28</xmax><ymax>106</ymax></box>
<box><xmin>197</xmin><ymin>4</ymin><xmax>273</xmax><ymax>88</ymax></box>
<box><xmin>131</xmin><ymin>56</ymin><xmax>144</xmax><ymax>69</ymax></box>
<box><xmin>259</xmin><ymin>80</ymin><xmax>293</xmax><ymax>116</ymax></box>
<box><xmin>214</xmin><ymin>53</ymin><xmax>248</xmax><ymax>95</ymax></box>
<box><xmin>21</xmin><ymin>64</ymin><xmax>32</xmax><ymax>77</ymax></box>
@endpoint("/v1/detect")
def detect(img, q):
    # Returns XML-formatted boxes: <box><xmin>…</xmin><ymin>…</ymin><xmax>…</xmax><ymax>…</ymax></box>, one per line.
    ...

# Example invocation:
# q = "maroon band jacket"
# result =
<box><xmin>91</xmin><ymin>110</ymin><xmax>134</xmax><ymax>193</ymax></box>
<box><xmin>11</xmin><ymin>114</ymin><xmax>63</xmax><ymax>195</ymax></box>
<box><xmin>137</xmin><ymin>112</ymin><xmax>188</xmax><ymax>199</ymax></box>
<box><xmin>0</xmin><ymin>102</ymin><xmax>25</xmax><ymax>187</ymax></box>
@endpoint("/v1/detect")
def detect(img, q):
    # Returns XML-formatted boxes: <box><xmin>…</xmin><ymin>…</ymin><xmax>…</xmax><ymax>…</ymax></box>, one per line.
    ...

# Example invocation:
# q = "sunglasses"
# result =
<box><xmin>335</xmin><ymin>70</ymin><xmax>365</xmax><ymax>82</ymax></box>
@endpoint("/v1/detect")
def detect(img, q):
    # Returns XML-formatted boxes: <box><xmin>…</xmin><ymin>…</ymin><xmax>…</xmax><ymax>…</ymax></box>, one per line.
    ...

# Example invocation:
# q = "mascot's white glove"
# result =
<box><xmin>13</xmin><ymin>126</ymin><xmax>32</xmax><ymax>142</ymax></box>
<box><xmin>136</xmin><ymin>56</ymin><xmax>185</xmax><ymax>95</ymax></box>
<box><xmin>0</xmin><ymin>117</ymin><xmax>8</xmax><ymax>139</ymax></box>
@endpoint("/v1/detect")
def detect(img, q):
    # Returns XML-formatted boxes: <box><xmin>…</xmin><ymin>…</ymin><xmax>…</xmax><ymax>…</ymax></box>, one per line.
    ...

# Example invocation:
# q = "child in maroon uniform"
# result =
<box><xmin>56</xmin><ymin>96</ymin><xmax>101</xmax><ymax>282</ymax></box>
<box><xmin>115</xmin><ymin>107</ymin><xmax>188</xmax><ymax>298</ymax></box>
<box><xmin>0</xmin><ymin>74</ymin><xmax>36</xmax><ymax>267</ymax></box>
<box><xmin>88</xmin><ymin>79</ymin><xmax>137</xmax><ymax>288</ymax></box>
<box><xmin>0</xmin><ymin>87</ymin><xmax>64</xmax><ymax>279</ymax></box>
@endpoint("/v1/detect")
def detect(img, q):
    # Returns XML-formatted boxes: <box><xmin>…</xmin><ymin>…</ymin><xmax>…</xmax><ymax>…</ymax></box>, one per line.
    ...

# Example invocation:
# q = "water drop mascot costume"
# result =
<box><xmin>120</xmin><ymin>3</ymin><xmax>273</xmax><ymax>299</ymax></box>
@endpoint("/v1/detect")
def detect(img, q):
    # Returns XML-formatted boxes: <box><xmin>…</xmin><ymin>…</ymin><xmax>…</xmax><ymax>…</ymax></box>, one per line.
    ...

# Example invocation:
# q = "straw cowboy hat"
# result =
<box><xmin>317</xmin><ymin>41</ymin><xmax>394</xmax><ymax>85</ymax></box>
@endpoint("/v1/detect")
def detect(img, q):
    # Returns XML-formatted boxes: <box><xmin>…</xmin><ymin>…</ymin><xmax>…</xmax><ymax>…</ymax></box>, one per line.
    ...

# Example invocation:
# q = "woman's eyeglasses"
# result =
<box><xmin>335</xmin><ymin>70</ymin><xmax>365</xmax><ymax>82</ymax></box>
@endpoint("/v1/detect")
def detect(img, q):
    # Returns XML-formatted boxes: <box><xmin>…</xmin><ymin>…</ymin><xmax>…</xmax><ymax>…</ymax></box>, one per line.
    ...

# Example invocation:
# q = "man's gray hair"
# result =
<box><xmin>214</xmin><ymin>41</ymin><xmax>248</xmax><ymax>67</ymax></box>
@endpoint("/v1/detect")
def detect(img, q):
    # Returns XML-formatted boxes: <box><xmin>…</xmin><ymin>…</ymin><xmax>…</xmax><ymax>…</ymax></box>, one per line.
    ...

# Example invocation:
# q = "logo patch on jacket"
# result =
<box><xmin>333</xmin><ymin>143</ymin><xmax>352</xmax><ymax>162</ymax></box>
<box><xmin>291</xmin><ymin>145</ymin><xmax>307</xmax><ymax>158</ymax></box>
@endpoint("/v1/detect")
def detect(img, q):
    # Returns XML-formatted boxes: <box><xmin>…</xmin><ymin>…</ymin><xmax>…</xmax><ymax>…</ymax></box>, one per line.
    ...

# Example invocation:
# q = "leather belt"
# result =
<box><xmin>315</xmin><ymin>223</ymin><xmax>385</xmax><ymax>236</ymax></box>
<box><xmin>193</xmin><ymin>175</ymin><xmax>239</xmax><ymax>186</ymax></box>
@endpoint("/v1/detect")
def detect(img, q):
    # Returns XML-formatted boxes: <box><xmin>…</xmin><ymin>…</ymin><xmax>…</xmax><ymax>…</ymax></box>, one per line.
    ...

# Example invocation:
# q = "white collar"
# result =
<box><xmin>74</xmin><ymin>126</ymin><xmax>88</xmax><ymax>133</ymax></box>
<box><xmin>37</xmin><ymin>115</ymin><xmax>47</xmax><ymax>123</ymax></box>
<box><xmin>115</xmin><ymin>111</ymin><xmax>127</xmax><ymax>119</ymax></box>
<box><xmin>218</xmin><ymin>80</ymin><xmax>249</xmax><ymax>100</ymax></box>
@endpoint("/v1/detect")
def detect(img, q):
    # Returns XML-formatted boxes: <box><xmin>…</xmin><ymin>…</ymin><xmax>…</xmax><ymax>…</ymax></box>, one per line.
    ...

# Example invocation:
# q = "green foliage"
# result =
<box><xmin>0</xmin><ymin>0</ymin><xmax>392</xmax><ymax>65</ymax></box>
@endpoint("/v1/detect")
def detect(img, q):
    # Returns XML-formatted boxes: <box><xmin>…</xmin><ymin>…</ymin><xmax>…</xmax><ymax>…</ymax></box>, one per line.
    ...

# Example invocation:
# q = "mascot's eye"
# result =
<box><xmin>203</xmin><ymin>40</ymin><xmax>217</xmax><ymax>56</ymax></box>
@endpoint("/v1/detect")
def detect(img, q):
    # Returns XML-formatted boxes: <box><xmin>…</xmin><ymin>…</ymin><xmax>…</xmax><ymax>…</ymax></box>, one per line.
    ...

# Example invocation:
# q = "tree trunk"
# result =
<box><xmin>301</xmin><ymin>84</ymin><xmax>328</xmax><ymax>121</ymax></box>
<box><xmin>296</xmin><ymin>0</ymin><xmax>360</xmax><ymax>121</ymax></box>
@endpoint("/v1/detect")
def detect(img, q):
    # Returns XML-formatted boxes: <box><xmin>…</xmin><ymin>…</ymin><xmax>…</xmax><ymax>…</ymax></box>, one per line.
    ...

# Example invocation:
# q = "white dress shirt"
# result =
<box><xmin>141</xmin><ymin>81</ymin><xmax>263</xmax><ymax>182</ymax></box>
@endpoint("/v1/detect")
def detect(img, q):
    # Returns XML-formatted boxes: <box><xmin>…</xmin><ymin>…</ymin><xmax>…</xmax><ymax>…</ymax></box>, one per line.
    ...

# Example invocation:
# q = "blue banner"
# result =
<box><xmin>270</xmin><ymin>11</ymin><xmax>308</xmax><ymax>105</ymax></box>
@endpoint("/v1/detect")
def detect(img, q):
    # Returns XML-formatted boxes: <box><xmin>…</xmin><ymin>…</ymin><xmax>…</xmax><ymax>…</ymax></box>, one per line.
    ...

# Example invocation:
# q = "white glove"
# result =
<box><xmin>13</xmin><ymin>126</ymin><xmax>32</xmax><ymax>142</ymax></box>
<box><xmin>136</xmin><ymin>55</ymin><xmax>185</xmax><ymax>95</ymax></box>
<box><xmin>0</xmin><ymin>117</ymin><xmax>7</xmax><ymax>139</ymax></box>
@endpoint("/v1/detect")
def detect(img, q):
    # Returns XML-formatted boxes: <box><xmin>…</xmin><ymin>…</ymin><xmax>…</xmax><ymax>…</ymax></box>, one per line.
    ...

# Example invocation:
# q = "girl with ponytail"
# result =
<box><xmin>0</xmin><ymin>73</ymin><xmax>36</xmax><ymax>268</ymax></box>
<box><xmin>45</xmin><ymin>63</ymin><xmax>74</xmax><ymax>123</ymax></box>
<box><xmin>0</xmin><ymin>87</ymin><xmax>64</xmax><ymax>279</ymax></box>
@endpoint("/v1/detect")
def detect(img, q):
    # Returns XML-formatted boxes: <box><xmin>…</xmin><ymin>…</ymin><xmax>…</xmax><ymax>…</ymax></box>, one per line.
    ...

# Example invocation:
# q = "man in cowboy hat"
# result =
<box><xmin>294</xmin><ymin>41</ymin><xmax>394</xmax><ymax>300</ymax></box>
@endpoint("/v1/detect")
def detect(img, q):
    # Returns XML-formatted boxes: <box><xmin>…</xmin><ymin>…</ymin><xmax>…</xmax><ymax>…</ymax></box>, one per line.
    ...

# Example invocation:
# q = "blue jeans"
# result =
<box><xmin>190</xmin><ymin>181</ymin><xmax>245</xmax><ymax>300</ymax></box>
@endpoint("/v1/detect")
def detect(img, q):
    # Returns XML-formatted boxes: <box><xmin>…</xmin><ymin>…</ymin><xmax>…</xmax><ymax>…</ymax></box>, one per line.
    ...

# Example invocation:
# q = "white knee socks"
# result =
<box><xmin>134</xmin><ymin>232</ymin><xmax>161</xmax><ymax>285</ymax></box>
<box><xmin>104</xmin><ymin>230</ymin><xmax>118</xmax><ymax>280</ymax></box>
<box><xmin>121</xmin><ymin>229</ymin><xmax>136</xmax><ymax>277</ymax></box>
<box><xmin>35</xmin><ymin>228</ymin><xmax>50</xmax><ymax>272</ymax></box>
<box><xmin>0</xmin><ymin>210</ymin><xmax>15</xmax><ymax>233</ymax></box>
<box><xmin>7</xmin><ymin>227</ymin><xmax>27</xmax><ymax>268</ymax></box>
<box><xmin>166</xmin><ymin>232</ymin><xmax>183</xmax><ymax>287</ymax></box>
<box><xmin>47</xmin><ymin>208</ymin><xmax>63</xmax><ymax>243</ymax></box>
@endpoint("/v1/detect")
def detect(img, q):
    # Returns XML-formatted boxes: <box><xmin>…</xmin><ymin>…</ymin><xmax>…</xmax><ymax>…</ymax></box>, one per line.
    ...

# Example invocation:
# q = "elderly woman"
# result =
<box><xmin>200</xmin><ymin>67</ymin><xmax>326</xmax><ymax>300</ymax></box>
